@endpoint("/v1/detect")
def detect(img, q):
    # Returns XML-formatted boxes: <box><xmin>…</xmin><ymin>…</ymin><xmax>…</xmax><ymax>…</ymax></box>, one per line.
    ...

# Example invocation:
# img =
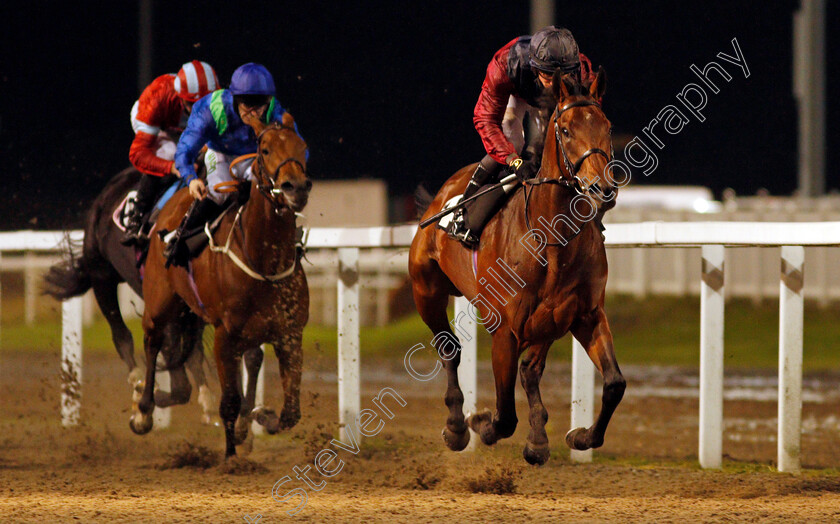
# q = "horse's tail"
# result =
<box><xmin>42</xmin><ymin>235</ymin><xmax>92</xmax><ymax>300</ymax></box>
<box><xmin>414</xmin><ymin>184</ymin><xmax>435</xmax><ymax>218</ymax></box>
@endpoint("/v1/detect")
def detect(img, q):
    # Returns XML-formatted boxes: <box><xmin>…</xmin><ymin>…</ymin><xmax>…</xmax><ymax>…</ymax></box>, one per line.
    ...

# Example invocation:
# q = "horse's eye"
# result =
<box><xmin>561</xmin><ymin>127</ymin><xmax>570</xmax><ymax>137</ymax></box>
<box><xmin>261</xmin><ymin>148</ymin><xmax>269</xmax><ymax>155</ymax></box>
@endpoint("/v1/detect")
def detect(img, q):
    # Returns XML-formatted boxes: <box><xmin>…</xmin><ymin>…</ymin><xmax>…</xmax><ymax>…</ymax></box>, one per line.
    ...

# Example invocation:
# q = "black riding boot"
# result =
<box><xmin>163</xmin><ymin>198</ymin><xmax>223</xmax><ymax>268</ymax></box>
<box><xmin>120</xmin><ymin>202</ymin><xmax>144</xmax><ymax>246</ymax></box>
<box><xmin>450</xmin><ymin>155</ymin><xmax>503</xmax><ymax>247</ymax></box>
<box><xmin>121</xmin><ymin>174</ymin><xmax>171</xmax><ymax>246</ymax></box>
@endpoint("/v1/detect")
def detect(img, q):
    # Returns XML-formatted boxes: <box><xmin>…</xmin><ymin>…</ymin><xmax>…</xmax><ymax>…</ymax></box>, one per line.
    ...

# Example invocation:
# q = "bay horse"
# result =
<box><xmin>409</xmin><ymin>69</ymin><xmax>624</xmax><ymax>465</ymax></box>
<box><xmin>43</xmin><ymin>167</ymin><xmax>218</xmax><ymax>424</ymax></box>
<box><xmin>135</xmin><ymin>112</ymin><xmax>311</xmax><ymax>457</ymax></box>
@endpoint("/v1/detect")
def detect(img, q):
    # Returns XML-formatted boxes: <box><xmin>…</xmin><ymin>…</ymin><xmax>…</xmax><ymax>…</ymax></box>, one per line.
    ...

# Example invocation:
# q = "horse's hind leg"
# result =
<box><xmin>519</xmin><ymin>342</ymin><xmax>551</xmax><ymax>465</ymax></box>
<box><xmin>183</xmin><ymin>327</ymin><xmax>219</xmax><ymax>426</ymax></box>
<box><xmin>566</xmin><ymin>306</ymin><xmax>626</xmax><ymax>451</ymax></box>
<box><xmin>466</xmin><ymin>330</ymin><xmax>519</xmax><ymax>446</ymax></box>
<box><xmin>129</xmin><ymin>328</ymin><xmax>164</xmax><ymax>435</ymax></box>
<box><xmin>153</xmin><ymin>365</ymin><xmax>191</xmax><ymax>407</ymax></box>
<box><xmin>153</xmin><ymin>322</ymin><xmax>192</xmax><ymax>407</ymax></box>
<box><xmin>412</xmin><ymin>280</ymin><xmax>470</xmax><ymax>452</ymax></box>
<box><xmin>91</xmin><ymin>279</ymin><xmax>142</xmax><ymax>387</ymax></box>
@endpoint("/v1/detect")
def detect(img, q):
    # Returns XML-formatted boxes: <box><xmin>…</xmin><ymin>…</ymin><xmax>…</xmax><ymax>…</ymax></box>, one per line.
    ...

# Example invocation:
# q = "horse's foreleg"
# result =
<box><xmin>214</xmin><ymin>327</ymin><xmax>242</xmax><ymax>458</ymax></box>
<box><xmin>467</xmin><ymin>330</ymin><xmax>519</xmax><ymax>446</ymax></box>
<box><xmin>234</xmin><ymin>346</ymin><xmax>269</xmax><ymax>444</ymax></box>
<box><xmin>567</xmin><ymin>306</ymin><xmax>625</xmax><ymax>451</ymax></box>
<box><xmin>273</xmin><ymin>332</ymin><xmax>303</xmax><ymax>431</ymax></box>
<box><xmin>129</xmin><ymin>330</ymin><xmax>162</xmax><ymax>435</ymax></box>
<box><xmin>519</xmin><ymin>343</ymin><xmax>551</xmax><ymax>465</ymax></box>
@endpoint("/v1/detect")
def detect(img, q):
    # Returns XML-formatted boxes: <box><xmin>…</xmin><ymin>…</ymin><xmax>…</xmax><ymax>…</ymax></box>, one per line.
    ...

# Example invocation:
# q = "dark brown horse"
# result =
<box><xmin>409</xmin><ymin>69</ymin><xmax>624</xmax><ymax>465</ymax></box>
<box><xmin>135</xmin><ymin>113</ymin><xmax>311</xmax><ymax>457</ymax></box>
<box><xmin>43</xmin><ymin>167</ymin><xmax>217</xmax><ymax>425</ymax></box>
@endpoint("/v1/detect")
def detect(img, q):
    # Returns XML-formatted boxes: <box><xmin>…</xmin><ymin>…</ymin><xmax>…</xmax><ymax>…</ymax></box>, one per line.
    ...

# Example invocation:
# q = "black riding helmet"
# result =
<box><xmin>529</xmin><ymin>26</ymin><xmax>580</xmax><ymax>76</ymax></box>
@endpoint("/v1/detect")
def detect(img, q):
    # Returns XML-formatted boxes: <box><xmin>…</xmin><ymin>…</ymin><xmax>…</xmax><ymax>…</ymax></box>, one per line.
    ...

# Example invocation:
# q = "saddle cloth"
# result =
<box><xmin>113</xmin><ymin>178</ymin><xmax>186</xmax><ymax>232</ymax></box>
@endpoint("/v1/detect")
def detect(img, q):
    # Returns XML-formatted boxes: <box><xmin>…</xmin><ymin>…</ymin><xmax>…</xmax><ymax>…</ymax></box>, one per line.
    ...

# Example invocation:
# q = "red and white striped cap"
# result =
<box><xmin>173</xmin><ymin>60</ymin><xmax>219</xmax><ymax>102</ymax></box>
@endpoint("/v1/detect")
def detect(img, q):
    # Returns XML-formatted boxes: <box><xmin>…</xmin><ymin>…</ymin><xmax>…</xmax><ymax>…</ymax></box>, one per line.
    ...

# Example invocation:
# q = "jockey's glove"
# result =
<box><xmin>508</xmin><ymin>157</ymin><xmax>538</xmax><ymax>182</ymax></box>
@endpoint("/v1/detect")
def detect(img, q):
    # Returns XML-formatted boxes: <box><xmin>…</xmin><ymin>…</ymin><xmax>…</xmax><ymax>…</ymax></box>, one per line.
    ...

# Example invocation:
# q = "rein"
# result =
<box><xmin>523</xmin><ymin>99</ymin><xmax>615</xmax><ymax>247</ymax></box>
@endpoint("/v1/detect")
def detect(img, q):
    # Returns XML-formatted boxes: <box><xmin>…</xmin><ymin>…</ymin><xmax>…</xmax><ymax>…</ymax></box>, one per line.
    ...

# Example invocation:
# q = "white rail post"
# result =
<box><xmin>632</xmin><ymin>248</ymin><xmax>648</xmax><ymax>299</ymax></box>
<box><xmin>699</xmin><ymin>245</ymin><xmax>725</xmax><ymax>469</ymax></box>
<box><xmin>454</xmin><ymin>296</ymin><xmax>477</xmax><ymax>452</ymax></box>
<box><xmin>337</xmin><ymin>248</ymin><xmax>360</xmax><ymax>442</ymax></box>
<box><xmin>153</xmin><ymin>354</ymin><xmax>171</xmax><ymax>429</ymax></box>
<box><xmin>61</xmin><ymin>297</ymin><xmax>83</xmax><ymax>427</ymax></box>
<box><xmin>570</xmin><ymin>336</ymin><xmax>594</xmax><ymax>463</ymax></box>
<box><xmin>778</xmin><ymin>245</ymin><xmax>804</xmax><ymax>473</ymax></box>
<box><xmin>243</xmin><ymin>345</ymin><xmax>267</xmax><ymax>435</ymax></box>
<box><xmin>24</xmin><ymin>251</ymin><xmax>37</xmax><ymax>325</ymax></box>
<box><xmin>0</xmin><ymin>251</ymin><xmax>3</xmax><ymax>346</ymax></box>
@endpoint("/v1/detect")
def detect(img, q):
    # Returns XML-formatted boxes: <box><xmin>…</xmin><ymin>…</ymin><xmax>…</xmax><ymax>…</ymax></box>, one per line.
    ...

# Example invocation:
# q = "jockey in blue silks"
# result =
<box><xmin>164</xmin><ymin>62</ymin><xmax>307</xmax><ymax>262</ymax></box>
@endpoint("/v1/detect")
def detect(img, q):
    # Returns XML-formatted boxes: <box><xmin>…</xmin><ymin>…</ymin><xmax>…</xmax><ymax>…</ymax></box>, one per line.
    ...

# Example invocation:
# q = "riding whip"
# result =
<box><xmin>419</xmin><ymin>173</ymin><xmax>519</xmax><ymax>228</ymax></box>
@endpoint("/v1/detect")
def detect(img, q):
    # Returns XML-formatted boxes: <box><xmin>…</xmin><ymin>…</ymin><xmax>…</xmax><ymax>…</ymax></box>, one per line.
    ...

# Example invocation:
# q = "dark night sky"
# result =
<box><xmin>0</xmin><ymin>1</ymin><xmax>837</xmax><ymax>229</ymax></box>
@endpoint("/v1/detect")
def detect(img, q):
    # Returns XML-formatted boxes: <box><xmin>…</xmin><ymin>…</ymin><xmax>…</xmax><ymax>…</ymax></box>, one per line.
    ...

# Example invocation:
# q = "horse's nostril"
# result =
<box><xmin>280</xmin><ymin>181</ymin><xmax>294</xmax><ymax>192</ymax></box>
<box><xmin>304</xmin><ymin>180</ymin><xmax>313</xmax><ymax>191</ymax></box>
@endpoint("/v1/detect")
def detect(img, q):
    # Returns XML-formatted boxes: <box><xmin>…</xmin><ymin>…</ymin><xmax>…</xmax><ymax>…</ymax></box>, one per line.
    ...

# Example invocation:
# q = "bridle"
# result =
<box><xmin>254</xmin><ymin>123</ymin><xmax>308</xmax><ymax>215</ymax></box>
<box><xmin>523</xmin><ymin>98</ymin><xmax>615</xmax><ymax>246</ymax></box>
<box><xmin>551</xmin><ymin>99</ymin><xmax>613</xmax><ymax>193</ymax></box>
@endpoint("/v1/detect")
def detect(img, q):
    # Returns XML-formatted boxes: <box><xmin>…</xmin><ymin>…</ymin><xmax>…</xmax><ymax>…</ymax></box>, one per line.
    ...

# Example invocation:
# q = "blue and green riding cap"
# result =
<box><xmin>229</xmin><ymin>63</ymin><xmax>276</xmax><ymax>96</ymax></box>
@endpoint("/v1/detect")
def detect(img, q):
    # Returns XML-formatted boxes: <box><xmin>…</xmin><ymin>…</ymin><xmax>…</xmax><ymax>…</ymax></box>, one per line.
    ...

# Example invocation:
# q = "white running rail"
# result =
<box><xmin>4</xmin><ymin>221</ymin><xmax>840</xmax><ymax>472</ymax></box>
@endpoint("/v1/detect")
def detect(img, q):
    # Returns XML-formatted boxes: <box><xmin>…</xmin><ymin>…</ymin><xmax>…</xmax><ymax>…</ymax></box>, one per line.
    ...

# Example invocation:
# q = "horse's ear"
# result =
<box><xmin>244</xmin><ymin>113</ymin><xmax>267</xmax><ymax>135</ymax></box>
<box><xmin>552</xmin><ymin>72</ymin><xmax>577</xmax><ymax>101</ymax></box>
<box><xmin>282</xmin><ymin>111</ymin><xmax>295</xmax><ymax>128</ymax></box>
<box><xmin>589</xmin><ymin>66</ymin><xmax>606</xmax><ymax>100</ymax></box>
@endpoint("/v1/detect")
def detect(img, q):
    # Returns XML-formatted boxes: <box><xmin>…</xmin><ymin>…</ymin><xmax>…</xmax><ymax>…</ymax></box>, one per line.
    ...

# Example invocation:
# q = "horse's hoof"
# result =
<box><xmin>252</xmin><ymin>407</ymin><xmax>281</xmax><ymax>434</ymax></box>
<box><xmin>441</xmin><ymin>427</ymin><xmax>470</xmax><ymax>452</ymax></box>
<box><xmin>234</xmin><ymin>417</ymin><xmax>251</xmax><ymax>445</ymax></box>
<box><xmin>278</xmin><ymin>408</ymin><xmax>300</xmax><ymax>432</ymax></box>
<box><xmin>129</xmin><ymin>413</ymin><xmax>153</xmax><ymax>435</ymax></box>
<box><xmin>565</xmin><ymin>427</ymin><xmax>590</xmax><ymax>451</ymax></box>
<box><xmin>238</xmin><ymin>429</ymin><xmax>255</xmax><ymax>456</ymax></box>
<box><xmin>201</xmin><ymin>414</ymin><xmax>222</xmax><ymax>427</ymax></box>
<box><xmin>465</xmin><ymin>409</ymin><xmax>492</xmax><ymax>434</ymax></box>
<box><xmin>523</xmin><ymin>442</ymin><xmax>550</xmax><ymax>466</ymax></box>
<box><xmin>466</xmin><ymin>410</ymin><xmax>500</xmax><ymax>446</ymax></box>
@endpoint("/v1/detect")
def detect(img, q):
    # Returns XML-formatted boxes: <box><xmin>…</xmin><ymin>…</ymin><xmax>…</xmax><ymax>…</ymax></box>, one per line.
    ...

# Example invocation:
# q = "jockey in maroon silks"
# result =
<box><xmin>450</xmin><ymin>26</ymin><xmax>596</xmax><ymax>246</ymax></box>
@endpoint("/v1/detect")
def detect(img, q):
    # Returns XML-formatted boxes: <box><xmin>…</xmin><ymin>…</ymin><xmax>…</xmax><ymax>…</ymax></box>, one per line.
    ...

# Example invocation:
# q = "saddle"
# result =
<box><xmin>440</xmin><ymin>182</ymin><xmax>516</xmax><ymax>245</ymax></box>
